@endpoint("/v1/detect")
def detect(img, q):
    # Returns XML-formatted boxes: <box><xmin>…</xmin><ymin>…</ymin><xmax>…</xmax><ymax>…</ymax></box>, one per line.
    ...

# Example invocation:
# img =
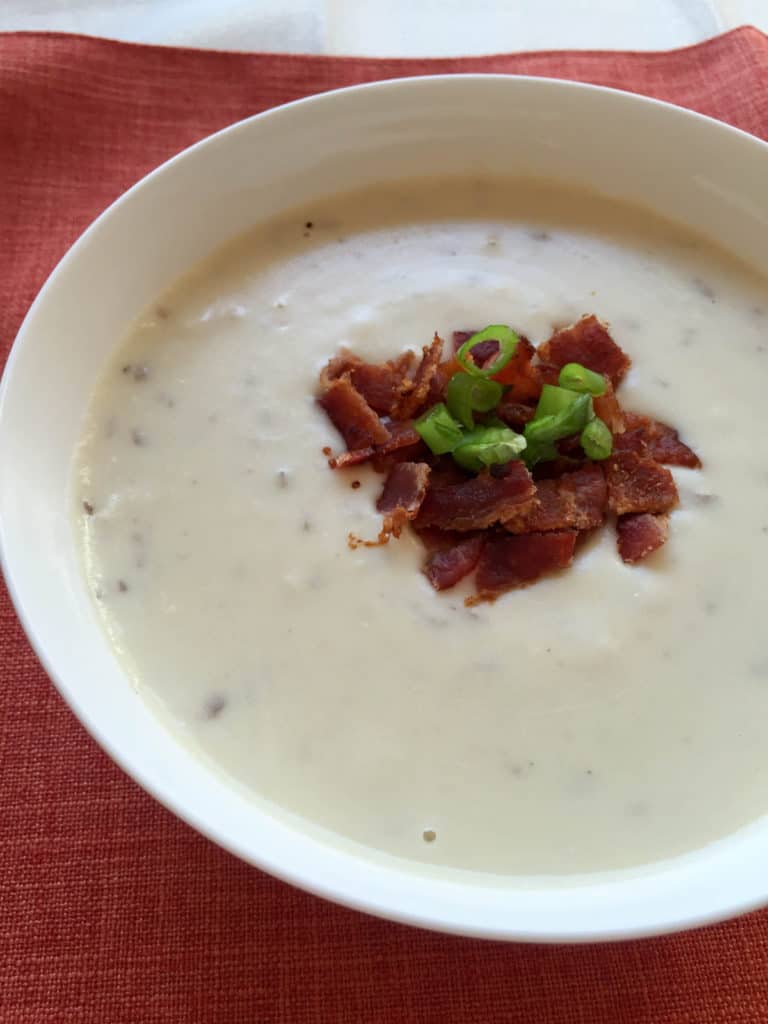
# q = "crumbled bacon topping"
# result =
<box><xmin>423</xmin><ymin>534</ymin><xmax>485</xmax><ymax>591</ymax></box>
<box><xmin>616</xmin><ymin>512</ymin><xmax>670</xmax><ymax>564</ymax></box>
<box><xmin>616</xmin><ymin>412</ymin><xmax>701</xmax><ymax>468</ymax></box>
<box><xmin>537</xmin><ymin>314</ymin><xmax>631</xmax><ymax>387</ymax></box>
<box><xmin>503</xmin><ymin>464</ymin><xmax>607</xmax><ymax>534</ymax></box>
<box><xmin>414</xmin><ymin>463</ymin><xmax>535</xmax><ymax>532</ymax></box>
<box><xmin>472</xmin><ymin>531</ymin><xmax>577</xmax><ymax>601</ymax></box>
<box><xmin>317</xmin><ymin>375</ymin><xmax>390</xmax><ymax>450</ymax></box>
<box><xmin>605</xmin><ymin>451</ymin><xmax>679</xmax><ymax>516</ymax></box>
<box><xmin>316</xmin><ymin>314</ymin><xmax>701</xmax><ymax>602</ymax></box>
<box><xmin>349</xmin><ymin>461</ymin><xmax>432</xmax><ymax>549</ymax></box>
<box><xmin>377</xmin><ymin>462</ymin><xmax>431</xmax><ymax>518</ymax></box>
<box><xmin>392</xmin><ymin>333</ymin><xmax>443</xmax><ymax>420</ymax></box>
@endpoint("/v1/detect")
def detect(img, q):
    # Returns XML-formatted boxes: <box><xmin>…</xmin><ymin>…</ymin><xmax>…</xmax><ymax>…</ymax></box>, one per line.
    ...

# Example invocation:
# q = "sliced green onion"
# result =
<box><xmin>522</xmin><ymin>439</ymin><xmax>559</xmax><ymax>467</ymax></box>
<box><xmin>558</xmin><ymin>362</ymin><xmax>607</xmax><ymax>396</ymax></box>
<box><xmin>446</xmin><ymin>373</ymin><xmax>503</xmax><ymax>430</ymax></box>
<box><xmin>455</xmin><ymin>325</ymin><xmax>520</xmax><ymax>378</ymax></box>
<box><xmin>534</xmin><ymin>383</ymin><xmax>580</xmax><ymax>419</ymax></box>
<box><xmin>452</xmin><ymin>425</ymin><xmax>527</xmax><ymax>473</ymax></box>
<box><xmin>580</xmin><ymin>416</ymin><xmax>613</xmax><ymax>460</ymax></box>
<box><xmin>413</xmin><ymin>403</ymin><xmax>463</xmax><ymax>455</ymax></box>
<box><xmin>522</xmin><ymin>384</ymin><xmax>593</xmax><ymax>467</ymax></box>
<box><xmin>525</xmin><ymin>393</ymin><xmax>594</xmax><ymax>446</ymax></box>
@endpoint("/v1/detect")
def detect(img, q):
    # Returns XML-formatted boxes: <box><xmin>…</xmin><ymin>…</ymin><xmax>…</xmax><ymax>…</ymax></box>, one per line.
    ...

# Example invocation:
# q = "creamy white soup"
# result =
<box><xmin>75</xmin><ymin>179</ymin><xmax>768</xmax><ymax>876</ymax></box>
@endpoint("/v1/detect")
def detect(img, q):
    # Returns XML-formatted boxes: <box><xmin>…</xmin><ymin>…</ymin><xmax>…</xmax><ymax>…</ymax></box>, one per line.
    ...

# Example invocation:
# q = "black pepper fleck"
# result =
<box><xmin>422</xmin><ymin>830</ymin><xmax>437</xmax><ymax>843</ymax></box>
<box><xmin>204</xmin><ymin>694</ymin><xmax>227</xmax><ymax>719</ymax></box>
<box><xmin>117</xmin><ymin>579</ymin><xmax>129</xmax><ymax>593</ymax></box>
<box><xmin>131</xmin><ymin>428</ymin><xmax>146</xmax><ymax>446</ymax></box>
<box><xmin>83</xmin><ymin>500</ymin><xmax>94</xmax><ymax>516</ymax></box>
<box><xmin>692</xmin><ymin>277</ymin><xmax>716</xmax><ymax>302</ymax></box>
<box><xmin>351</xmin><ymin>480</ymin><xmax>361</xmax><ymax>489</ymax></box>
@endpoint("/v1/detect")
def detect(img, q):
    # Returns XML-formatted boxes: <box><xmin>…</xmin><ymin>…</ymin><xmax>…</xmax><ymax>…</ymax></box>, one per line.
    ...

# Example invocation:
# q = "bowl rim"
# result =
<box><xmin>3</xmin><ymin>72</ymin><xmax>768</xmax><ymax>943</ymax></box>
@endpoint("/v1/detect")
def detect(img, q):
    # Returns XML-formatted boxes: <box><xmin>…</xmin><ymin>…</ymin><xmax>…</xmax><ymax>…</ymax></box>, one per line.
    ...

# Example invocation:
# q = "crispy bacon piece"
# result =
<box><xmin>349</xmin><ymin>351</ymin><xmax>415</xmax><ymax>416</ymax></box>
<box><xmin>471</xmin><ymin>531</ymin><xmax>577</xmax><ymax>602</ymax></box>
<box><xmin>619</xmin><ymin>412</ymin><xmax>701</xmax><ymax>468</ymax></box>
<box><xmin>426</xmin><ymin>356</ymin><xmax>462</xmax><ymax>406</ymax></box>
<box><xmin>328</xmin><ymin>421</ymin><xmax>423</xmax><ymax>470</ymax></box>
<box><xmin>318</xmin><ymin>375</ymin><xmax>391</xmax><ymax>451</ymax></box>
<box><xmin>381</xmin><ymin>421</ymin><xmax>422</xmax><ymax>452</ymax></box>
<box><xmin>318</xmin><ymin>348</ymin><xmax>360</xmax><ymax>390</ymax></box>
<box><xmin>377</xmin><ymin>462</ymin><xmax>431</xmax><ymax>517</ymax></box>
<box><xmin>424</xmin><ymin>458</ymin><xmax>472</xmax><ymax>491</ymax></box>
<box><xmin>606</xmin><ymin>451</ymin><xmax>679</xmax><ymax>516</ymax></box>
<box><xmin>556</xmin><ymin>435</ymin><xmax>587</xmax><ymax>457</ymax></box>
<box><xmin>612</xmin><ymin>427</ymin><xmax>649</xmax><ymax>457</ymax></box>
<box><xmin>423</xmin><ymin>534</ymin><xmax>484</xmax><ymax>591</ymax></box>
<box><xmin>531</xmin><ymin>457</ymin><xmax>584</xmax><ymax>481</ymax></box>
<box><xmin>495</xmin><ymin>397</ymin><xmax>536</xmax><ymax>431</ymax></box>
<box><xmin>537</xmin><ymin>315</ymin><xmax>631</xmax><ymax>388</ymax></box>
<box><xmin>414</xmin><ymin>462</ymin><xmax>535</xmax><ymax>532</ymax></box>
<box><xmin>491</xmin><ymin>336</ymin><xmax>542</xmax><ymax>400</ymax></box>
<box><xmin>504</xmin><ymin>464</ymin><xmax>606</xmax><ymax>533</ymax></box>
<box><xmin>392</xmin><ymin>334</ymin><xmax>444</xmax><ymax>420</ymax></box>
<box><xmin>327</xmin><ymin>448</ymin><xmax>373</xmax><ymax>469</ymax></box>
<box><xmin>320</xmin><ymin>349</ymin><xmax>416</xmax><ymax>417</ymax></box>
<box><xmin>349</xmin><ymin>462</ymin><xmax>430</xmax><ymax>549</ymax></box>
<box><xmin>370</xmin><ymin>423</ymin><xmax>427</xmax><ymax>472</ymax></box>
<box><xmin>616</xmin><ymin>512</ymin><xmax>669</xmax><ymax>563</ymax></box>
<box><xmin>593</xmin><ymin>380</ymin><xmax>625</xmax><ymax>434</ymax></box>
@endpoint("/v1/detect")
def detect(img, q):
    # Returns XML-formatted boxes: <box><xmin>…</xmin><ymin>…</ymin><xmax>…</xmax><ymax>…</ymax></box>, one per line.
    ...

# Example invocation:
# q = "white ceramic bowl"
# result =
<box><xmin>2</xmin><ymin>76</ymin><xmax>768</xmax><ymax>943</ymax></box>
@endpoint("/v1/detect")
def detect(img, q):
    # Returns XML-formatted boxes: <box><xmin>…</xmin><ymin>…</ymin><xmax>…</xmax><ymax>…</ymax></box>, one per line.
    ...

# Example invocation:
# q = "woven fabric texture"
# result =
<box><xmin>1</xmin><ymin>27</ymin><xmax>767</xmax><ymax>1024</ymax></box>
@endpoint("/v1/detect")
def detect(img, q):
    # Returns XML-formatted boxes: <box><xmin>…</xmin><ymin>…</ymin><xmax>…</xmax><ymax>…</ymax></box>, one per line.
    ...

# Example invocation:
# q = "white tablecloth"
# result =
<box><xmin>1</xmin><ymin>0</ymin><xmax>766</xmax><ymax>55</ymax></box>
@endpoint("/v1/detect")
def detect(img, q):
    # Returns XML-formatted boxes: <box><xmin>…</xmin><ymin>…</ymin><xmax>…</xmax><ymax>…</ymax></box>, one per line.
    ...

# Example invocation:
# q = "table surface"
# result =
<box><xmin>3</xmin><ymin>23</ymin><xmax>768</xmax><ymax>1024</ymax></box>
<box><xmin>1</xmin><ymin>0</ymin><xmax>767</xmax><ymax>54</ymax></box>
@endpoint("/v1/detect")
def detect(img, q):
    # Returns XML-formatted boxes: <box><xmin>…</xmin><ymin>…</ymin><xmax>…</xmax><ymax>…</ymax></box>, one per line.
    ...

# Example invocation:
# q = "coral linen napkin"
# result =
<box><xmin>1</xmin><ymin>27</ymin><xmax>767</xmax><ymax>1024</ymax></box>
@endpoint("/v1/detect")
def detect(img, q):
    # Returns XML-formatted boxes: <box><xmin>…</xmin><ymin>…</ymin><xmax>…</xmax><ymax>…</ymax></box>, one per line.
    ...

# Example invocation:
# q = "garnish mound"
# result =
<box><xmin>317</xmin><ymin>316</ymin><xmax>701</xmax><ymax>604</ymax></box>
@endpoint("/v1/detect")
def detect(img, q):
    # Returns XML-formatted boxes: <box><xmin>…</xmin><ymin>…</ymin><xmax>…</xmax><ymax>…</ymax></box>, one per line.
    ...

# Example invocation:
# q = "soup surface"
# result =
<box><xmin>75</xmin><ymin>179</ymin><xmax>768</xmax><ymax>875</ymax></box>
